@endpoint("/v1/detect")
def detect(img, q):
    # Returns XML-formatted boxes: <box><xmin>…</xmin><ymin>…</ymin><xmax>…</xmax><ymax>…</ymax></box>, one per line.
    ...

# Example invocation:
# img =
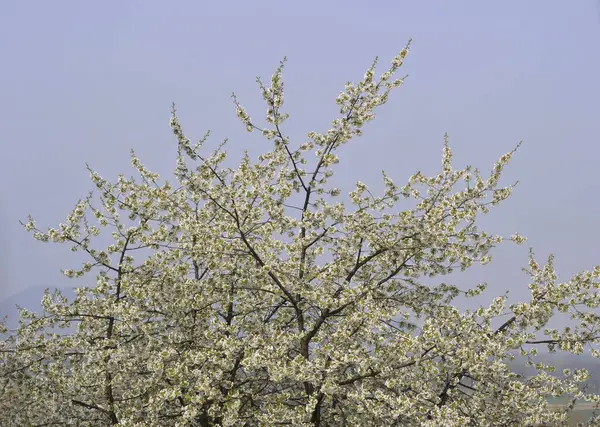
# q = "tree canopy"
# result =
<box><xmin>2</xmin><ymin>41</ymin><xmax>600</xmax><ymax>426</ymax></box>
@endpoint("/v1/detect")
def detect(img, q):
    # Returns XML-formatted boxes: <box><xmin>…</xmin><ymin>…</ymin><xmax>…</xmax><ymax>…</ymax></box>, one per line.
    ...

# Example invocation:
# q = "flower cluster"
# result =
<box><xmin>2</xmin><ymin>41</ymin><xmax>599</xmax><ymax>426</ymax></box>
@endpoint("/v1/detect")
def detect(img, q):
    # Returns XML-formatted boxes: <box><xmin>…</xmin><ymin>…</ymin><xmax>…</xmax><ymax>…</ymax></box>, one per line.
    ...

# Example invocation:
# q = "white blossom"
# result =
<box><xmin>3</xmin><ymin>41</ymin><xmax>599</xmax><ymax>426</ymax></box>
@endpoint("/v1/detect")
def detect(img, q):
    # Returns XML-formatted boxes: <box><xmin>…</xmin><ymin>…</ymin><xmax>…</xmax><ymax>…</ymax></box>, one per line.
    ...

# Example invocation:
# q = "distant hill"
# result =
<box><xmin>0</xmin><ymin>286</ymin><xmax>75</xmax><ymax>331</ymax></box>
<box><xmin>508</xmin><ymin>351</ymin><xmax>600</xmax><ymax>393</ymax></box>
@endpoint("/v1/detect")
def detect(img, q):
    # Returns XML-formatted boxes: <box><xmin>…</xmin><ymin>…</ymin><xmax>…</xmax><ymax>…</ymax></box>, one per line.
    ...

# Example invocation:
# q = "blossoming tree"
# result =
<box><xmin>2</xmin><ymin>41</ymin><xmax>600</xmax><ymax>426</ymax></box>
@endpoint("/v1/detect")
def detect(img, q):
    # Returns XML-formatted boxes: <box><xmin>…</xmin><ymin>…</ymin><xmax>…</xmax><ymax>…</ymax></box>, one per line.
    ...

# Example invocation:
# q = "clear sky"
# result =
<box><xmin>1</xmin><ymin>1</ymin><xmax>599</xmax><ymax>311</ymax></box>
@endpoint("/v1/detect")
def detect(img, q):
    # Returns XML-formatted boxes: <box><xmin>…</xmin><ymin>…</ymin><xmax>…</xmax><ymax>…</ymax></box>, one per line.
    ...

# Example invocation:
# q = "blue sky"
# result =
<box><xmin>1</xmin><ymin>1</ymin><xmax>599</xmax><ymax>312</ymax></box>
